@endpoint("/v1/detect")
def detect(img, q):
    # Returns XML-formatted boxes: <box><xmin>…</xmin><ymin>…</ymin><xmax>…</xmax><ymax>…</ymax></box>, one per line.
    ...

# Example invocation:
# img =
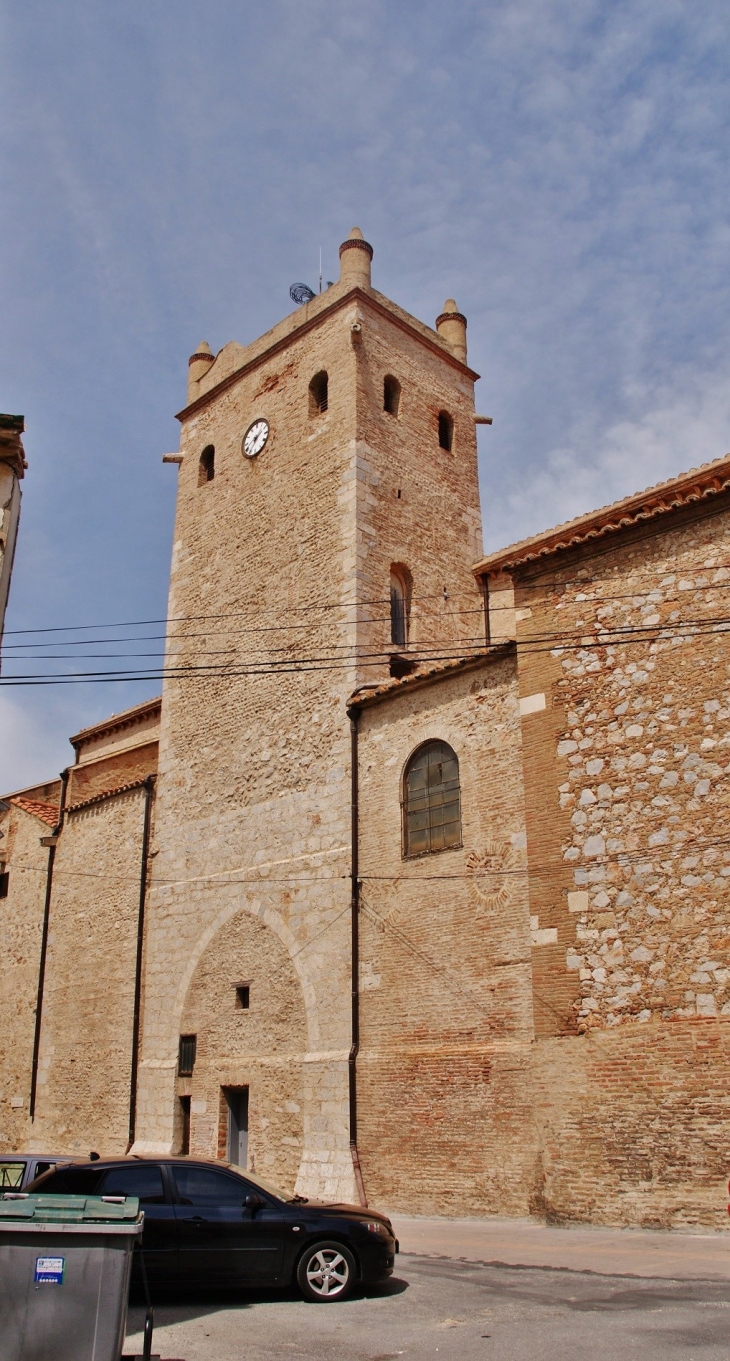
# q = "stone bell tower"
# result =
<box><xmin>134</xmin><ymin>230</ymin><xmax>485</xmax><ymax>1200</ymax></box>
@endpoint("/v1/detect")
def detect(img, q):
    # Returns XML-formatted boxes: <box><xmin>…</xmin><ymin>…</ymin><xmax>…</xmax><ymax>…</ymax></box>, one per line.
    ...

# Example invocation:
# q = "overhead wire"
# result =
<box><xmin>2</xmin><ymin>610</ymin><xmax>730</xmax><ymax>685</ymax></box>
<box><xmin>3</xmin><ymin>558</ymin><xmax>730</xmax><ymax>641</ymax></box>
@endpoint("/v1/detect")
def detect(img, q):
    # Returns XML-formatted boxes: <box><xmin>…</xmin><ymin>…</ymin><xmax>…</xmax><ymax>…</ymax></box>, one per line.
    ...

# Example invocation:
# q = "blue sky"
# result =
<box><xmin>2</xmin><ymin>0</ymin><xmax>729</xmax><ymax>789</ymax></box>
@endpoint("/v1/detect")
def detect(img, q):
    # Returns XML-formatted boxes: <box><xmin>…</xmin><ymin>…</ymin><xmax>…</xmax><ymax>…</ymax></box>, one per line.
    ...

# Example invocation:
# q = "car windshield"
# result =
<box><xmin>222</xmin><ymin>1164</ymin><xmax>298</xmax><ymax>1203</ymax></box>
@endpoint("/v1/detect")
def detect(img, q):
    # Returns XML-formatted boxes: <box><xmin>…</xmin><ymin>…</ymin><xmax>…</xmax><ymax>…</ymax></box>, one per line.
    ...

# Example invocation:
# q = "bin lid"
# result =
<box><xmin>0</xmin><ymin>1193</ymin><xmax>141</xmax><ymax>1224</ymax></box>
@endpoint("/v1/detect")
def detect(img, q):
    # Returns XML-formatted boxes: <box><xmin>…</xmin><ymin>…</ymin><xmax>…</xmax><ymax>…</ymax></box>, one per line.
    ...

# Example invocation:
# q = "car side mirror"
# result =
<box><xmin>244</xmin><ymin>1193</ymin><xmax>263</xmax><ymax>1214</ymax></box>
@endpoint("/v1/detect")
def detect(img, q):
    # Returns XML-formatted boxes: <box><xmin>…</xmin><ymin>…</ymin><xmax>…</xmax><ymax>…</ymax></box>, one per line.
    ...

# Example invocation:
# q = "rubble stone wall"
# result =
<box><xmin>513</xmin><ymin>498</ymin><xmax>730</xmax><ymax>1037</ymax></box>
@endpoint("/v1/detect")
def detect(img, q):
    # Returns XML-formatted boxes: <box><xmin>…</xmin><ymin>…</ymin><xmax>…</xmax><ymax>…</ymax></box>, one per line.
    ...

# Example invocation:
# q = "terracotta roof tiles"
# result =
<box><xmin>10</xmin><ymin>797</ymin><xmax>59</xmax><ymax>826</ymax></box>
<box><xmin>347</xmin><ymin>644</ymin><xmax>514</xmax><ymax>711</ymax></box>
<box><xmin>473</xmin><ymin>453</ymin><xmax>730</xmax><ymax>577</ymax></box>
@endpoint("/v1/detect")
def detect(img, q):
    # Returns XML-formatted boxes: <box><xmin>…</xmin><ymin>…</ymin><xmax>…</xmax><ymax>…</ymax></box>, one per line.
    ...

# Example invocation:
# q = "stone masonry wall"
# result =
<box><xmin>355</xmin><ymin>651</ymin><xmax>537</xmax><ymax>1215</ymax></box>
<box><xmin>0</xmin><ymin>805</ymin><xmax>53</xmax><ymax>1148</ymax></box>
<box><xmin>138</xmin><ymin>273</ymin><xmax>485</xmax><ymax>1201</ymax></box>
<box><xmin>178</xmin><ymin>908</ymin><xmax>308</xmax><ymax>1193</ymax></box>
<box><xmin>513</xmin><ymin>499</ymin><xmax>730</xmax><ymax>1035</ymax></box>
<box><xmin>31</xmin><ymin>787</ymin><xmax>149</xmax><ymax>1155</ymax></box>
<box><xmin>139</xmin><ymin>295</ymin><xmax>363</xmax><ymax>1196</ymax></box>
<box><xmin>353</xmin><ymin>292</ymin><xmax>484</xmax><ymax>671</ymax></box>
<box><xmin>502</xmin><ymin>496</ymin><xmax>730</xmax><ymax>1227</ymax></box>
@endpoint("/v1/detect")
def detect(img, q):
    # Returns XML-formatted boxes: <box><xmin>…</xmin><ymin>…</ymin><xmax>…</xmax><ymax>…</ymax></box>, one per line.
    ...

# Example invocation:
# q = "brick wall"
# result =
<box><xmin>355</xmin><ymin>652</ymin><xmax>537</xmax><ymax>1214</ymax></box>
<box><xmin>67</xmin><ymin>742</ymin><xmax>158</xmax><ymax>804</ymax></box>
<box><xmin>533</xmin><ymin>1021</ymin><xmax>730</xmax><ymax>1228</ymax></box>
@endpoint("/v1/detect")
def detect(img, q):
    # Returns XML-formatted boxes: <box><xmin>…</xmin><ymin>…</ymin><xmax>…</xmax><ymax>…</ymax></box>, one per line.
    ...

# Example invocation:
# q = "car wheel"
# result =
<box><xmin>296</xmin><ymin>1240</ymin><xmax>356</xmax><ymax>1302</ymax></box>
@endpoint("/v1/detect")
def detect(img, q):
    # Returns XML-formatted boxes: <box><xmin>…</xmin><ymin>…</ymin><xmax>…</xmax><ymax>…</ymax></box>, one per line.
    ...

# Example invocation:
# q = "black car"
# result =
<box><xmin>28</xmin><ymin>1157</ymin><xmax>397</xmax><ymax>1302</ymax></box>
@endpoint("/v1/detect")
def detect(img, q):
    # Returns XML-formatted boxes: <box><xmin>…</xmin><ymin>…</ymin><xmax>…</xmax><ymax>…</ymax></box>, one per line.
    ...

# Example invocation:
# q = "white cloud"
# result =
<box><xmin>484</xmin><ymin>365</ymin><xmax>730</xmax><ymax>549</ymax></box>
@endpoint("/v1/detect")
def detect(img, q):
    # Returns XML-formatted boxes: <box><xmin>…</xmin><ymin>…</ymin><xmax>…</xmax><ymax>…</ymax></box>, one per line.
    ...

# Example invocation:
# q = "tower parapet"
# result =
<box><xmin>187</xmin><ymin>341</ymin><xmax>215</xmax><ymax>402</ymax></box>
<box><xmin>338</xmin><ymin>226</ymin><xmax>373</xmax><ymax>289</ymax></box>
<box><xmin>436</xmin><ymin>299</ymin><xmax>468</xmax><ymax>363</ymax></box>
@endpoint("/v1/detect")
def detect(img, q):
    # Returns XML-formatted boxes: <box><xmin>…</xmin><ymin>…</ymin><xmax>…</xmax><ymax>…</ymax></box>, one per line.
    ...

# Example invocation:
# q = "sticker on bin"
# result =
<box><xmin>35</xmin><ymin>1256</ymin><xmax>65</xmax><ymax>1285</ymax></box>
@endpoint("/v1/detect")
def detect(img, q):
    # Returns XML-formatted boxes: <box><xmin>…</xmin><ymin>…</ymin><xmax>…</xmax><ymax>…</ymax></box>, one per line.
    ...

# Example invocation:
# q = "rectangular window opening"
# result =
<box><xmin>0</xmin><ymin>871</ymin><xmax>8</xmax><ymax>899</ymax></box>
<box><xmin>225</xmin><ymin>1087</ymin><xmax>249</xmax><ymax>1168</ymax></box>
<box><xmin>178</xmin><ymin>1034</ymin><xmax>197</xmax><ymax>1077</ymax></box>
<box><xmin>234</xmin><ymin>983</ymin><xmax>250</xmax><ymax>1010</ymax></box>
<box><xmin>178</xmin><ymin>1096</ymin><xmax>191</xmax><ymax>1156</ymax></box>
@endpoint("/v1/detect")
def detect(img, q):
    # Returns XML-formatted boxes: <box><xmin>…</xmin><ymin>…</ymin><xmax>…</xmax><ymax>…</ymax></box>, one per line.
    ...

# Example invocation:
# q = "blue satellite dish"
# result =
<box><xmin>290</xmin><ymin>283</ymin><xmax>316</xmax><ymax>305</ymax></box>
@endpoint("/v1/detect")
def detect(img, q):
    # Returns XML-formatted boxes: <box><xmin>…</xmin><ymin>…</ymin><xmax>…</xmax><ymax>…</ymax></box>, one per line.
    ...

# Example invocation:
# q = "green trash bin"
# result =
<box><xmin>0</xmin><ymin>1192</ymin><xmax>143</xmax><ymax>1361</ymax></box>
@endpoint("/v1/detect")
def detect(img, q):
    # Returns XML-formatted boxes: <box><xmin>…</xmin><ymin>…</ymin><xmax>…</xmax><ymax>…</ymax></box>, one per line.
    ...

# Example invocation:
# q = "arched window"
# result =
<box><xmin>438</xmin><ymin>411</ymin><xmax>453</xmax><ymax>451</ymax></box>
<box><xmin>403</xmin><ymin>740</ymin><xmax>461</xmax><ymax>857</ymax></box>
<box><xmin>198</xmin><ymin>445</ymin><xmax>215</xmax><ymax>484</ymax></box>
<box><xmin>309</xmin><ymin>370</ymin><xmax>328</xmax><ymax>415</ymax></box>
<box><xmin>390</xmin><ymin>565</ymin><xmax>411</xmax><ymax>647</ymax></box>
<box><xmin>383</xmin><ymin>375</ymin><xmax>401</xmax><ymax>416</ymax></box>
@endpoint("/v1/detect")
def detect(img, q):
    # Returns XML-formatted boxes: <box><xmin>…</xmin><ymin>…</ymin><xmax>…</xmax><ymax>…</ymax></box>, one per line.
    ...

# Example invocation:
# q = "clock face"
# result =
<box><xmin>243</xmin><ymin>418</ymin><xmax>270</xmax><ymax>458</ymax></box>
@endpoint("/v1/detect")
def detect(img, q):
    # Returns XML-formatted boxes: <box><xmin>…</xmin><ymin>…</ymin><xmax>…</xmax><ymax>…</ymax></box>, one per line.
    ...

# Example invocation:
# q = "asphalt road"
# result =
<box><xmin>124</xmin><ymin>1253</ymin><xmax>730</xmax><ymax>1360</ymax></box>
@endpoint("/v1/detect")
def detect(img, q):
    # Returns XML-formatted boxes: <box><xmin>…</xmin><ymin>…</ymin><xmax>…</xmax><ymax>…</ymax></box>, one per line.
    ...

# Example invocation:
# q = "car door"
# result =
<box><xmin>98</xmin><ymin>1163</ymin><xmax>177</xmax><ymax>1288</ymax></box>
<box><xmin>170</xmin><ymin>1164</ymin><xmax>286</xmax><ymax>1287</ymax></box>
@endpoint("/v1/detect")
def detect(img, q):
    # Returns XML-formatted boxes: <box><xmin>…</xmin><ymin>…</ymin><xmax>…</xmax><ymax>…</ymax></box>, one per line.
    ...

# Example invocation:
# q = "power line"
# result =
<box><xmin>1</xmin><ymin>592</ymin><xmax>480</xmax><ymax>637</ymax></box>
<box><xmin>4</xmin><ymin>559</ymin><xmax>730</xmax><ymax>641</ymax></box>
<box><xmin>2</xmin><ymin>610</ymin><xmax>730</xmax><ymax>686</ymax></box>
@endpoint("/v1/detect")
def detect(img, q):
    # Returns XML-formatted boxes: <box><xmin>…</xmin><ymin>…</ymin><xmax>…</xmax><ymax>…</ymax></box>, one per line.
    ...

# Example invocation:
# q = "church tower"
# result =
<box><xmin>135</xmin><ymin>230</ymin><xmax>485</xmax><ymax>1199</ymax></box>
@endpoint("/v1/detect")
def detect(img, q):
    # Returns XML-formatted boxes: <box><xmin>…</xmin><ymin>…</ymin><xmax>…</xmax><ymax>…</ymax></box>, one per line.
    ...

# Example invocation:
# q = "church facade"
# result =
<box><xmin>2</xmin><ymin>230</ymin><xmax>730</xmax><ymax>1228</ymax></box>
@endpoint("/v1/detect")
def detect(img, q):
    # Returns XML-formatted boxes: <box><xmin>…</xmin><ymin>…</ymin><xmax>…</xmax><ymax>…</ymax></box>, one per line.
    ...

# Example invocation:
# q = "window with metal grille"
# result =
<box><xmin>0</xmin><ymin>871</ymin><xmax>8</xmax><ymax>899</ymax></box>
<box><xmin>198</xmin><ymin>445</ymin><xmax>215</xmax><ymax>484</ymax></box>
<box><xmin>178</xmin><ymin>1034</ymin><xmax>197</xmax><ymax>1077</ymax></box>
<box><xmin>309</xmin><ymin>370</ymin><xmax>328</xmax><ymax>415</ymax></box>
<box><xmin>438</xmin><ymin>410</ymin><xmax>453</xmax><ymax>451</ymax></box>
<box><xmin>403</xmin><ymin>740</ymin><xmax>461</xmax><ymax>857</ymax></box>
<box><xmin>383</xmin><ymin>375</ymin><xmax>401</xmax><ymax>416</ymax></box>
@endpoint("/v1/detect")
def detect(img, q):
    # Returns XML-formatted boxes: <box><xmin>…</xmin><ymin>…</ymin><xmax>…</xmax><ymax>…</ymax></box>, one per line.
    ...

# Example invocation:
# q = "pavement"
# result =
<box><xmin>123</xmin><ymin>1215</ymin><xmax>730</xmax><ymax>1360</ymax></box>
<box><xmin>389</xmin><ymin>1211</ymin><xmax>730</xmax><ymax>1280</ymax></box>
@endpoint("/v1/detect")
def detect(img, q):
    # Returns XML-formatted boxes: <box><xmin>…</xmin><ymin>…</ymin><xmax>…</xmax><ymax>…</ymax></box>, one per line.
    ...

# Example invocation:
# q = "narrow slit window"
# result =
<box><xmin>178</xmin><ymin>1096</ymin><xmax>191</xmax><ymax>1156</ymax></box>
<box><xmin>235</xmin><ymin>984</ymin><xmax>250</xmax><ymax>1010</ymax></box>
<box><xmin>438</xmin><ymin>411</ymin><xmax>453</xmax><ymax>451</ymax></box>
<box><xmin>0</xmin><ymin>870</ymin><xmax>8</xmax><ymax>899</ymax></box>
<box><xmin>403</xmin><ymin>740</ymin><xmax>461</xmax><ymax>857</ymax></box>
<box><xmin>383</xmin><ymin>375</ymin><xmax>401</xmax><ymax>416</ymax></box>
<box><xmin>309</xmin><ymin>370</ymin><xmax>329</xmax><ymax>415</ymax></box>
<box><xmin>390</xmin><ymin>567</ymin><xmax>411</xmax><ymax>647</ymax></box>
<box><xmin>198</xmin><ymin>445</ymin><xmax>215</xmax><ymax>484</ymax></box>
<box><xmin>178</xmin><ymin>1034</ymin><xmax>197</xmax><ymax>1077</ymax></box>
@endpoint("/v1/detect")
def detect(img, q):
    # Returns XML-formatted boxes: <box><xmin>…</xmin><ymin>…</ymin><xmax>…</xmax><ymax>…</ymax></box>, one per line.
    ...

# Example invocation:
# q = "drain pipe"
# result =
<box><xmin>29</xmin><ymin>767</ymin><xmax>70</xmax><ymax>1120</ymax></box>
<box><xmin>127</xmin><ymin>775</ymin><xmax>156</xmax><ymax>1151</ymax></box>
<box><xmin>348</xmin><ymin>711</ymin><xmax>367</xmax><ymax>1207</ymax></box>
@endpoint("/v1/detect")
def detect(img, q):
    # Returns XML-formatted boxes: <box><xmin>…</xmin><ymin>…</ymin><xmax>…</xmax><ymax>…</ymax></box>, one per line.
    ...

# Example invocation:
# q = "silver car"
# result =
<box><xmin>0</xmin><ymin>1154</ymin><xmax>71</xmax><ymax>1191</ymax></box>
